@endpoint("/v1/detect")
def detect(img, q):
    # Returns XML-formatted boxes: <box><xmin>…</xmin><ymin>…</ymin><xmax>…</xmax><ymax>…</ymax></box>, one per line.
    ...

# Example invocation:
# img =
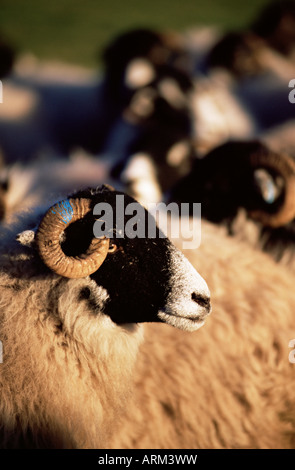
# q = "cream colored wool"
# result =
<box><xmin>109</xmin><ymin>221</ymin><xmax>295</xmax><ymax>449</ymax></box>
<box><xmin>1</xmin><ymin>219</ymin><xmax>295</xmax><ymax>448</ymax></box>
<box><xmin>0</xmin><ymin>239</ymin><xmax>143</xmax><ymax>448</ymax></box>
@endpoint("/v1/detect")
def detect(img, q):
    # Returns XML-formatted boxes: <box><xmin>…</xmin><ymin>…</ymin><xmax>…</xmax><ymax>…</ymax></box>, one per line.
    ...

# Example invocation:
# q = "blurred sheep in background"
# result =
<box><xmin>0</xmin><ymin>1</ymin><xmax>295</xmax><ymax>241</ymax></box>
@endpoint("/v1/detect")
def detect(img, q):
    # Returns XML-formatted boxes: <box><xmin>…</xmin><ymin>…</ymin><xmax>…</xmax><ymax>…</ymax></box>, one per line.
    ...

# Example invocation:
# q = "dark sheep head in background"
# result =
<box><xmin>0</xmin><ymin>33</ymin><xmax>16</xmax><ymax>79</ymax></box>
<box><xmin>250</xmin><ymin>0</ymin><xmax>295</xmax><ymax>58</ymax></box>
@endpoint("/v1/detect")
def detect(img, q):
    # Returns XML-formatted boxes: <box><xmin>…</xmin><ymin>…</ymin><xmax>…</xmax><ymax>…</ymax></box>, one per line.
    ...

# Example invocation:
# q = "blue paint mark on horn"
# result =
<box><xmin>51</xmin><ymin>199</ymin><xmax>74</xmax><ymax>224</ymax></box>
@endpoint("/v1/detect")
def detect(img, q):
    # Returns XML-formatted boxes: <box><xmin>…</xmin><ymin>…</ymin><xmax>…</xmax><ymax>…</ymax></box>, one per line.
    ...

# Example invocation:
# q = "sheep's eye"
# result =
<box><xmin>108</xmin><ymin>243</ymin><xmax>118</xmax><ymax>253</ymax></box>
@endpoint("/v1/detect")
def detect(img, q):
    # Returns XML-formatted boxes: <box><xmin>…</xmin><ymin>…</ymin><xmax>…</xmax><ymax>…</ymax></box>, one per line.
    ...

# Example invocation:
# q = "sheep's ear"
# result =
<box><xmin>16</xmin><ymin>229</ymin><xmax>36</xmax><ymax>247</ymax></box>
<box><xmin>253</xmin><ymin>169</ymin><xmax>282</xmax><ymax>204</ymax></box>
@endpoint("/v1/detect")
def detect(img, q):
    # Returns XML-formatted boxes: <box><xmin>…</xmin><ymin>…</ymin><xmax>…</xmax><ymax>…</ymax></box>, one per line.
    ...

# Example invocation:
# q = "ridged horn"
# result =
<box><xmin>36</xmin><ymin>198</ymin><xmax>110</xmax><ymax>278</ymax></box>
<box><xmin>249</xmin><ymin>149</ymin><xmax>295</xmax><ymax>227</ymax></box>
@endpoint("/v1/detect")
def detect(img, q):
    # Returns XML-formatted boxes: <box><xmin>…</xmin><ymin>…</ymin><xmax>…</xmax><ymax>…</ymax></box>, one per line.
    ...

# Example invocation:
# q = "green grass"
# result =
<box><xmin>1</xmin><ymin>0</ymin><xmax>270</xmax><ymax>68</ymax></box>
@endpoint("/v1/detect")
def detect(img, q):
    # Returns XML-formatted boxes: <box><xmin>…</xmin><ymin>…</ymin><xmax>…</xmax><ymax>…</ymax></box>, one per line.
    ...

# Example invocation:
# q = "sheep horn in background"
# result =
<box><xmin>36</xmin><ymin>198</ymin><xmax>110</xmax><ymax>278</ymax></box>
<box><xmin>249</xmin><ymin>150</ymin><xmax>295</xmax><ymax>227</ymax></box>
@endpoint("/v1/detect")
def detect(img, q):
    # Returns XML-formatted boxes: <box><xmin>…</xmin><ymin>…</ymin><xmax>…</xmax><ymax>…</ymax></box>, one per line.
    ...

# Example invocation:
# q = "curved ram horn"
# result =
<box><xmin>36</xmin><ymin>198</ymin><xmax>110</xmax><ymax>278</ymax></box>
<box><xmin>248</xmin><ymin>149</ymin><xmax>295</xmax><ymax>227</ymax></box>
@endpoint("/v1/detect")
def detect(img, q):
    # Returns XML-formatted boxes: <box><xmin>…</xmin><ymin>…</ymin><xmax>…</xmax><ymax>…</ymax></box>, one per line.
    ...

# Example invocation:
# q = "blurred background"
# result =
<box><xmin>1</xmin><ymin>0</ymin><xmax>268</xmax><ymax>68</ymax></box>
<box><xmin>0</xmin><ymin>0</ymin><xmax>294</xmax><ymax>273</ymax></box>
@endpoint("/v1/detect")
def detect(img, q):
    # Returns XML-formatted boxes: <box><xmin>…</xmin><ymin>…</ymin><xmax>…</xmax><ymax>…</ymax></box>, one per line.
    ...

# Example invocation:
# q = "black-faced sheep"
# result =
<box><xmin>0</xmin><ymin>185</ymin><xmax>210</xmax><ymax>448</ymax></box>
<box><xmin>0</xmin><ymin>32</ymin><xmax>15</xmax><ymax>80</ymax></box>
<box><xmin>199</xmin><ymin>26</ymin><xmax>295</xmax><ymax>157</ymax></box>
<box><xmin>206</xmin><ymin>30</ymin><xmax>266</xmax><ymax>79</ymax></box>
<box><xmin>192</xmin><ymin>26</ymin><xmax>295</xmax><ymax>153</ymax></box>
<box><xmin>182</xmin><ymin>31</ymin><xmax>261</xmax><ymax>156</ymax></box>
<box><xmin>250</xmin><ymin>0</ymin><xmax>295</xmax><ymax>61</ymax></box>
<box><xmin>109</xmin><ymin>218</ymin><xmax>295</xmax><ymax>449</ymax></box>
<box><xmin>0</xmin><ymin>39</ymin><xmax>162</xmax><ymax>164</ymax></box>
<box><xmin>169</xmin><ymin>140</ymin><xmax>295</xmax><ymax>270</ymax></box>
<box><xmin>101</xmin><ymin>29</ymin><xmax>196</xmax><ymax>204</ymax></box>
<box><xmin>0</xmin><ymin>27</ymin><xmax>193</xmax><ymax>178</ymax></box>
<box><xmin>107</xmin><ymin>61</ymin><xmax>194</xmax><ymax>182</ymax></box>
<box><xmin>110</xmin><ymin>67</ymin><xmax>195</xmax><ymax>205</ymax></box>
<box><xmin>101</xmin><ymin>27</ymin><xmax>191</xmax><ymax>107</ymax></box>
<box><xmin>0</xmin><ymin>154</ymin><xmax>109</xmax><ymax>225</ymax></box>
<box><xmin>89</xmin><ymin>27</ymin><xmax>192</xmax><ymax>169</ymax></box>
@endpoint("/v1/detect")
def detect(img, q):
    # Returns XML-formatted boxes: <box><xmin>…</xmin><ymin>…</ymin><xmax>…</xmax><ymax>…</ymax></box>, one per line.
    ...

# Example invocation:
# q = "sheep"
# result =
<box><xmin>0</xmin><ymin>32</ymin><xmax>16</xmax><ymax>80</ymax></box>
<box><xmin>173</xmin><ymin>32</ymin><xmax>260</xmax><ymax>156</ymax></box>
<box><xmin>0</xmin><ymin>152</ymin><xmax>111</xmax><ymax>225</ymax></box>
<box><xmin>231</xmin><ymin>53</ymin><xmax>295</xmax><ymax>133</ymax></box>
<box><xmin>107</xmin><ymin>61</ymin><xmax>194</xmax><ymax>173</ymax></box>
<box><xmin>0</xmin><ymin>46</ymin><xmax>151</xmax><ymax>164</ymax></box>
<box><xmin>108</xmin><ymin>217</ymin><xmax>295</xmax><ymax>449</ymax></box>
<box><xmin>205</xmin><ymin>31</ymin><xmax>267</xmax><ymax>79</ymax></box>
<box><xmin>169</xmin><ymin>140</ymin><xmax>295</xmax><ymax>271</ymax></box>
<box><xmin>110</xmin><ymin>66</ymin><xmax>195</xmax><ymax>205</ymax></box>
<box><xmin>189</xmin><ymin>26</ymin><xmax>295</xmax><ymax>155</ymax></box>
<box><xmin>0</xmin><ymin>28</ymin><xmax>193</xmax><ymax>170</ymax></box>
<box><xmin>0</xmin><ymin>179</ymin><xmax>8</xmax><ymax>221</ymax></box>
<box><xmin>189</xmin><ymin>70</ymin><xmax>256</xmax><ymax>156</ymax></box>
<box><xmin>102</xmin><ymin>27</ymin><xmax>257</xmax><ymax>163</ymax></box>
<box><xmin>0</xmin><ymin>184</ymin><xmax>211</xmax><ymax>448</ymax></box>
<box><xmin>205</xmin><ymin>28</ymin><xmax>295</xmax><ymax>82</ymax></box>
<box><xmin>111</xmin><ymin>34</ymin><xmax>294</xmax><ymax>206</ymax></box>
<box><xmin>0</xmin><ymin>58</ymin><xmax>106</xmax><ymax>163</ymax></box>
<box><xmin>190</xmin><ymin>22</ymin><xmax>295</xmax><ymax>155</ymax></box>
<box><xmin>101</xmin><ymin>28</ymin><xmax>197</xmax><ymax>204</ymax></box>
<box><xmin>250</xmin><ymin>0</ymin><xmax>295</xmax><ymax>62</ymax></box>
<box><xmin>101</xmin><ymin>27</ymin><xmax>191</xmax><ymax>108</ymax></box>
<box><xmin>54</xmin><ymin>27</ymin><xmax>192</xmax><ymax>172</ymax></box>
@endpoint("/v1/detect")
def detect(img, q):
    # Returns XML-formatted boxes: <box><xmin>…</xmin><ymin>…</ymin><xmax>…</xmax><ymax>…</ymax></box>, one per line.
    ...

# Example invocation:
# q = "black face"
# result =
<box><xmin>102</xmin><ymin>28</ymin><xmax>166</xmax><ymax>105</ymax></box>
<box><xmin>250</xmin><ymin>0</ymin><xmax>295</xmax><ymax>55</ymax></box>
<box><xmin>0</xmin><ymin>180</ymin><xmax>8</xmax><ymax>221</ymax></box>
<box><xmin>0</xmin><ymin>34</ymin><xmax>15</xmax><ymax>79</ymax></box>
<box><xmin>169</xmin><ymin>150</ymin><xmax>248</xmax><ymax>224</ymax></box>
<box><xmin>128</xmin><ymin>64</ymin><xmax>193</xmax><ymax>135</ymax></box>
<box><xmin>63</xmin><ymin>186</ymin><xmax>174</xmax><ymax>324</ymax></box>
<box><xmin>169</xmin><ymin>141</ymin><xmax>286</xmax><ymax>225</ymax></box>
<box><xmin>91</xmin><ymin>233</ymin><xmax>174</xmax><ymax>325</ymax></box>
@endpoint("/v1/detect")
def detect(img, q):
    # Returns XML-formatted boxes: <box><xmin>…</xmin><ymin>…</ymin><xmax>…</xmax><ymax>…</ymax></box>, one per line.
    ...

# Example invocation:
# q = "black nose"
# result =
<box><xmin>191</xmin><ymin>292</ymin><xmax>211</xmax><ymax>312</ymax></box>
